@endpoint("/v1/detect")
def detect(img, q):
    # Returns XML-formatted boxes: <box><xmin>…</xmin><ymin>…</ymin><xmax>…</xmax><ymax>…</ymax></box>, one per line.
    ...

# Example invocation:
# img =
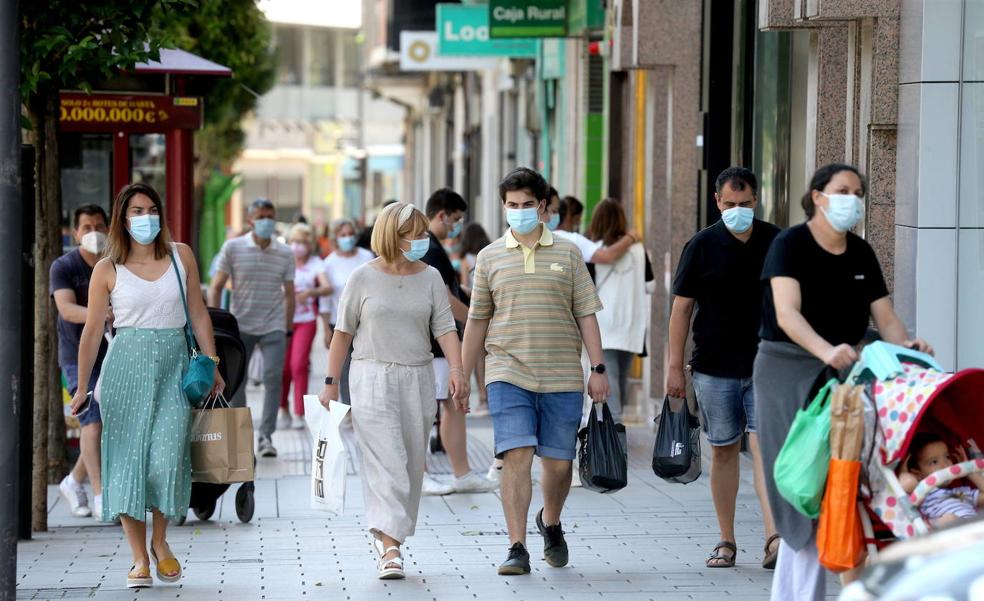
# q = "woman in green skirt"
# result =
<box><xmin>71</xmin><ymin>183</ymin><xmax>225</xmax><ymax>588</ymax></box>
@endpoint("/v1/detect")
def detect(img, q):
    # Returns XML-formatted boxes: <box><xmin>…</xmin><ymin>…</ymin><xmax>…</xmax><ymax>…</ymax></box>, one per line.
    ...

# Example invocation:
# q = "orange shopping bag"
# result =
<box><xmin>817</xmin><ymin>458</ymin><xmax>865</xmax><ymax>572</ymax></box>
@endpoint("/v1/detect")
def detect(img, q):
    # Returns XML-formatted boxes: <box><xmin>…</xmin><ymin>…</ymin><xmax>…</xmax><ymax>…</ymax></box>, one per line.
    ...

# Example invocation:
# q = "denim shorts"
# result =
<box><xmin>62</xmin><ymin>363</ymin><xmax>102</xmax><ymax>426</ymax></box>
<box><xmin>692</xmin><ymin>371</ymin><xmax>754</xmax><ymax>447</ymax></box>
<box><xmin>487</xmin><ymin>381</ymin><xmax>583</xmax><ymax>461</ymax></box>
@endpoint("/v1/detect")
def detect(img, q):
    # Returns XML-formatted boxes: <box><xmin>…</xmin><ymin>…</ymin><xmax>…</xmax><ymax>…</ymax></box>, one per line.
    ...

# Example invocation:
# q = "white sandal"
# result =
<box><xmin>373</xmin><ymin>539</ymin><xmax>405</xmax><ymax>580</ymax></box>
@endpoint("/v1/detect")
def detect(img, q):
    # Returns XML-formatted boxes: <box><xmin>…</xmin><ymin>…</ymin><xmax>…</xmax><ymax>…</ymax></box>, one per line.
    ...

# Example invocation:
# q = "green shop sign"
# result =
<box><xmin>489</xmin><ymin>0</ymin><xmax>568</xmax><ymax>38</ymax></box>
<box><xmin>437</xmin><ymin>4</ymin><xmax>537</xmax><ymax>58</ymax></box>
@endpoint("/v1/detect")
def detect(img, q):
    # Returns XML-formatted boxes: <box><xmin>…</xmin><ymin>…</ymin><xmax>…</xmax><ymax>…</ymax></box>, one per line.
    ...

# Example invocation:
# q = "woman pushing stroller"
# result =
<box><xmin>753</xmin><ymin>163</ymin><xmax>933</xmax><ymax>601</ymax></box>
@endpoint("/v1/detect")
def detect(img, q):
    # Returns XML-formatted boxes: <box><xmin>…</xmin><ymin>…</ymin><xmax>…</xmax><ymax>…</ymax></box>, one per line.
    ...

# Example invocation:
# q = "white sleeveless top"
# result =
<box><xmin>111</xmin><ymin>243</ymin><xmax>188</xmax><ymax>330</ymax></box>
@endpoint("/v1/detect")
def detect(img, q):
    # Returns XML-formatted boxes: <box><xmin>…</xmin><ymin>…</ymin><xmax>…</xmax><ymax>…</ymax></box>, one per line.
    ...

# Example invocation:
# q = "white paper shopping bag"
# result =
<box><xmin>304</xmin><ymin>395</ymin><xmax>350</xmax><ymax>515</ymax></box>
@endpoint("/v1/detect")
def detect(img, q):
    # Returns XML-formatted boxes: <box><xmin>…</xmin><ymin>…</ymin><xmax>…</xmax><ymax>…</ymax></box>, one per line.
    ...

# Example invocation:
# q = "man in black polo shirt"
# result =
<box><xmin>420</xmin><ymin>188</ymin><xmax>497</xmax><ymax>496</ymax></box>
<box><xmin>667</xmin><ymin>167</ymin><xmax>781</xmax><ymax>570</ymax></box>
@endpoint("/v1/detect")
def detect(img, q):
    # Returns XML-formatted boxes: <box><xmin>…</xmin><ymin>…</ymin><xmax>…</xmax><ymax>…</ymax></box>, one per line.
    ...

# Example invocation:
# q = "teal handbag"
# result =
<box><xmin>774</xmin><ymin>378</ymin><xmax>836</xmax><ymax>519</ymax></box>
<box><xmin>171</xmin><ymin>253</ymin><xmax>215</xmax><ymax>408</ymax></box>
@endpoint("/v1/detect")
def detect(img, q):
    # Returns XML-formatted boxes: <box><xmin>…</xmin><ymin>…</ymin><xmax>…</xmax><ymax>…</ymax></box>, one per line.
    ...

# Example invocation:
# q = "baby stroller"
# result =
<box><xmin>176</xmin><ymin>308</ymin><xmax>254</xmax><ymax>525</ymax></box>
<box><xmin>845</xmin><ymin>341</ymin><xmax>984</xmax><ymax>553</ymax></box>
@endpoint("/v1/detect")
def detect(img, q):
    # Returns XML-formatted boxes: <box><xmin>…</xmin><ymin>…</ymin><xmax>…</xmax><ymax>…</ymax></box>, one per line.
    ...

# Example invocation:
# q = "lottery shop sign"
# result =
<box><xmin>59</xmin><ymin>93</ymin><xmax>203</xmax><ymax>133</ymax></box>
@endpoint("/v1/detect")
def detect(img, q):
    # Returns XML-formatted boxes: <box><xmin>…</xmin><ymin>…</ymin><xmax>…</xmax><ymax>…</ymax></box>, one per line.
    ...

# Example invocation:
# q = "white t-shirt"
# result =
<box><xmin>293</xmin><ymin>256</ymin><xmax>324</xmax><ymax>324</ymax></box>
<box><xmin>553</xmin><ymin>230</ymin><xmax>602</xmax><ymax>263</ymax></box>
<box><xmin>321</xmin><ymin>247</ymin><xmax>375</xmax><ymax>321</ymax></box>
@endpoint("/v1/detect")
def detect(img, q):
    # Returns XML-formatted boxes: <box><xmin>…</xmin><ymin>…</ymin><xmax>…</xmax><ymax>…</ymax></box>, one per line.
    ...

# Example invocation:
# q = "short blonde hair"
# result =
<box><xmin>288</xmin><ymin>222</ymin><xmax>313</xmax><ymax>243</ymax></box>
<box><xmin>371</xmin><ymin>202</ymin><xmax>428</xmax><ymax>262</ymax></box>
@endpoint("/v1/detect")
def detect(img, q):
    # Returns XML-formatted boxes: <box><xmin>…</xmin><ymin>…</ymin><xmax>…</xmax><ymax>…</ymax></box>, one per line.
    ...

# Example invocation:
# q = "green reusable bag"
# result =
<box><xmin>774</xmin><ymin>378</ymin><xmax>837</xmax><ymax>519</ymax></box>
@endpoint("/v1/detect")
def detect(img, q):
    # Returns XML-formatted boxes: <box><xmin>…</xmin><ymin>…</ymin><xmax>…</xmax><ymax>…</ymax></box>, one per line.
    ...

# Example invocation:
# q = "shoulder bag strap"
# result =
<box><xmin>169</xmin><ymin>250</ymin><xmax>198</xmax><ymax>354</ymax></box>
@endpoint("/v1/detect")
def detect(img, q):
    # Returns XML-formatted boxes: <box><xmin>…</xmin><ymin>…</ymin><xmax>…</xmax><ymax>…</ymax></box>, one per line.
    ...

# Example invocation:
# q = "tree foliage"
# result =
<box><xmin>166</xmin><ymin>0</ymin><xmax>276</xmax><ymax>172</ymax></box>
<box><xmin>20</xmin><ymin>1</ymin><xmax>190</xmax><ymax>110</ymax></box>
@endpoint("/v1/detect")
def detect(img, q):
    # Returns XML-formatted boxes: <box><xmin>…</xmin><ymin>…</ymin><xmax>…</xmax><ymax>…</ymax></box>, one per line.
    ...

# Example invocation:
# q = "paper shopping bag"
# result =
<box><xmin>190</xmin><ymin>400</ymin><xmax>255</xmax><ymax>484</ymax></box>
<box><xmin>306</xmin><ymin>396</ymin><xmax>351</xmax><ymax>515</ymax></box>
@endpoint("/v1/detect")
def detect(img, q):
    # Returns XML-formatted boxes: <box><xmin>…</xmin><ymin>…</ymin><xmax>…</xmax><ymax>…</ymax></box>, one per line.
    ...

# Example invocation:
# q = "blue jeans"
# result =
<box><xmin>62</xmin><ymin>363</ymin><xmax>102</xmax><ymax>426</ymax></box>
<box><xmin>692</xmin><ymin>371</ymin><xmax>755</xmax><ymax>447</ymax></box>
<box><xmin>487</xmin><ymin>381</ymin><xmax>583</xmax><ymax>460</ymax></box>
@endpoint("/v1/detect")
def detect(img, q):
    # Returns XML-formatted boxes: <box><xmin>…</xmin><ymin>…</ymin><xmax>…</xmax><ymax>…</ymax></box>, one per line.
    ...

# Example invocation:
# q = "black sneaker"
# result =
<box><xmin>536</xmin><ymin>508</ymin><xmax>569</xmax><ymax>567</ymax></box>
<box><xmin>497</xmin><ymin>542</ymin><xmax>531</xmax><ymax>575</ymax></box>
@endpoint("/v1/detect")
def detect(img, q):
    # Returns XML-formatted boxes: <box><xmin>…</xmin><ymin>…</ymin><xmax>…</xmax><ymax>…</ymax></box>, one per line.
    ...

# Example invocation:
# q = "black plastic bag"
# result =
<box><xmin>577</xmin><ymin>403</ymin><xmax>628</xmax><ymax>493</ymax></box>
<box><xmin>652</xmin><ymin>396</ymin><xmax>702</xmax><ymax>484</ymax></box>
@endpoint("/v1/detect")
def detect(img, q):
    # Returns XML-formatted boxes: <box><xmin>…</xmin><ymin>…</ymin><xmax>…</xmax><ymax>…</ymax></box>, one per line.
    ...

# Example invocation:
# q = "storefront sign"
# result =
<box><xmin>59</xmin><ymin>93</ymin><xmax>204</xmax><ymax>133</ymax></box>
<box><xmin>400</xmin><ymin>31</ymin><xmax>499</xmax><ymax>72</ymax></box>
<box><xmin>437</xmin><ymin>4</ymin><xmax>537</xmax><ymax>58</ymax></box>
<box><xmin>489</xmin><ymin>0</ymin><xmax>567</xmax><ymax>38</ymax></box>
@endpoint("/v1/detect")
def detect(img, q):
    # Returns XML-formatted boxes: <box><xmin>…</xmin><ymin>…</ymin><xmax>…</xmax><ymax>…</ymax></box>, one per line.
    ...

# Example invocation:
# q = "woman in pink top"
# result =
<box><xmin>279</xmin><ymin>223</ymin><xmax>332</xmax><ymax>429</ymax></box>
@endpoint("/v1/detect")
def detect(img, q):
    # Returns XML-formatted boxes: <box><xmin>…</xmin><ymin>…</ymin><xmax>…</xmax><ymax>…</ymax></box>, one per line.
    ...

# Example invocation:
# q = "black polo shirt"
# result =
<box><xmin>420</xmin><ymin>231</ymin><xmax>466</xmax><ymax>358</ymax></box>
<box><xmin>759</xmin><ymin>223</ymin><xmax>888</xmax><ymax>347</ymax></box>
<box><xmin>672</xmin><ymin>219</ymin><xmax>780</xmax><ymax>378</ymax></box>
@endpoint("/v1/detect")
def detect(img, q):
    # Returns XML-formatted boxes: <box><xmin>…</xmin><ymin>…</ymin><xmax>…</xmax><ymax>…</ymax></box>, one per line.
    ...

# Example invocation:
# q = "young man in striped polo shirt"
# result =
<box><xmin>462</xmin><ymin>167</ymin><xmax>611</xmax><ymax>575</ymax></box>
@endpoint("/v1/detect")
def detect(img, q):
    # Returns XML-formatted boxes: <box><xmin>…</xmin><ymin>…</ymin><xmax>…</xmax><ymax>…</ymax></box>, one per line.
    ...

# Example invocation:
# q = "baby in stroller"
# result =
<box><xmin>899</xmin><ymin>433</ymin><xmax>984</xmax><ymax>528</ymax></box>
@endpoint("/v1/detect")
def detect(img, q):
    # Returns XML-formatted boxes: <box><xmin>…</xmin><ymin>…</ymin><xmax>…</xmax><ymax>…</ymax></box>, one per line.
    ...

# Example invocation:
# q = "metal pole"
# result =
<box><xmin>0</xmin><ymin>0</ymin><xmax>23</xmax><ymax>596</ymax></box>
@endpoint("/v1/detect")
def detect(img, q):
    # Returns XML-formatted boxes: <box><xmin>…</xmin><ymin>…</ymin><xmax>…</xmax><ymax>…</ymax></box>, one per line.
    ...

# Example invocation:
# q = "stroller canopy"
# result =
<box><xmin>872</xmin><ymin>362</ymin><xmax>984</xmax><ymax>466</ymax></box>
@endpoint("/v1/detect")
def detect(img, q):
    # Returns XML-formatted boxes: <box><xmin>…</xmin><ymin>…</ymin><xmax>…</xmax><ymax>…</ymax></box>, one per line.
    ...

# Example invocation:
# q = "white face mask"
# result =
<box><xmin>80</xmin><ymin>231</ymin><xmax>107</xmax><ymax>255</ymax></box>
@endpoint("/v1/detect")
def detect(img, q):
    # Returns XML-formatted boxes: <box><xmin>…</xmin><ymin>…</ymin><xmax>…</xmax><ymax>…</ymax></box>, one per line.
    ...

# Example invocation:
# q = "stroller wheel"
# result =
<box><xmin>235</xmin><ymin>483</ymin><xmax>255</xmax><ymax>523</ymax></box>
<box><xmin>193</xmin><ymin>498</ymin><xmax>217</xmax><ymax>521</ymax></box>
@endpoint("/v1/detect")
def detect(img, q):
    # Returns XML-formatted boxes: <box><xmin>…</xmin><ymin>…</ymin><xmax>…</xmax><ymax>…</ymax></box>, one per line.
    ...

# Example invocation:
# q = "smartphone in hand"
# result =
<box><xmin>74</xmin><ymin>391</ymin><xmax>92</xmax><ymax>417</ymax></box>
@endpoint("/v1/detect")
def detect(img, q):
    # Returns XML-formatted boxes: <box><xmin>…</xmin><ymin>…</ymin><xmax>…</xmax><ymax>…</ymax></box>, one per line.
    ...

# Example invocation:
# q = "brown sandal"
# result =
<box><xmin>762</xmin><ymin>534</ymin><xmax>781</xmax><ymax>570</ymax></box>
<box><xmin>706</xmin><ymin>541</ymin><xmax>737</xmax><ymax>568</ymax></box>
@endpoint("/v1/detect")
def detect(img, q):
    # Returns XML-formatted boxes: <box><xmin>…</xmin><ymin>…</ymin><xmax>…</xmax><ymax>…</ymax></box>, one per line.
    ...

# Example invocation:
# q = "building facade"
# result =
<box><xmin>350</xmin><ymin>0</ymin><xmax>982</xmax><ymax>422</ymax></box>
<box><xmin>232</xmin><ymin>4</ymin><xmax>406</xmax><ymax>233</ymax></box>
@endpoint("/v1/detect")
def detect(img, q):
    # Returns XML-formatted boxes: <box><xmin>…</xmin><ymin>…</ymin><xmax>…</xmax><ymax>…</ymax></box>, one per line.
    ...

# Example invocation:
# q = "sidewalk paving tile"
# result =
<box><xmin>18</xmin><ymin>341</ymin><xmax>841</xmax><ymax>600</ymax></box>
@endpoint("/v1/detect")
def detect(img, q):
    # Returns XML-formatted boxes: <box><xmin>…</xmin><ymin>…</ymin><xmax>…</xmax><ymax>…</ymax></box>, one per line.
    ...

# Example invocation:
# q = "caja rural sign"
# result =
<box><xmin>59</xmin><ymin>93</ymin><xmax>204</xmax><ymax>133</ymax></box>
<box><xmin>489</xmin><ymin>0</ymin><xmax>568</xmax><ymax>38</ymax></box>
<box><xmin>437</xmin><ymin>3</ymin><xmax>537</xmax><ymax>57</ymax></box>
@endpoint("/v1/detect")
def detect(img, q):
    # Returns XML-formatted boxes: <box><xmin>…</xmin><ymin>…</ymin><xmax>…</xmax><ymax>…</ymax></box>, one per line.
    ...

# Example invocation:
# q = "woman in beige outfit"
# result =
<box><xmin>318</xmin><ymin>203</ymin><xmax>469</xmax><ymax>580</ymax></box>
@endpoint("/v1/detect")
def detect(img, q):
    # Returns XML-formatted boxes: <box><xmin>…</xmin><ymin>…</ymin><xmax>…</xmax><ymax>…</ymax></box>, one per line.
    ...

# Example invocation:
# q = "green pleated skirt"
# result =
<box><xmin>100</xmin><ymin>327</ymin><xmax>191</xmax><ymax>522</ymax></box>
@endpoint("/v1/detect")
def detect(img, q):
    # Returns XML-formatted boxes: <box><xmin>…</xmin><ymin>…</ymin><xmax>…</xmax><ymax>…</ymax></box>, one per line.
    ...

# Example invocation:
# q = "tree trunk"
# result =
<box><xmin>31</xmin><ymin>91</ymin><xmax>63</xmax><ymax>532</ymax></box>
<box><xmin>47</xmin><ymin>335</ymin><xmax>65</xmax><ymax>484</ymax></box>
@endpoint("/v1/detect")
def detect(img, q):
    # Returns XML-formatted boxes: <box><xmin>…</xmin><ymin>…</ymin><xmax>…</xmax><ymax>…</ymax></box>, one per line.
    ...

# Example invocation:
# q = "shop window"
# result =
<box><xmin>308</xmin><ymin>28</ymin><xmax>337</xmax><ymax>87</ymax></box>
<box><xmin>60</xmin><ymin>134</ymin><xmax>112</xmax><ymax>223</ymax></box>
<box><xmin>130</xmin><ymin>133</ymin><xmax>167</xmax><ymax>202</ymax></box>
<box><xmin>275</xmin><ymin>24</ymin><xmax>304</xmax><ymax>85</ymax></box>
<box><xmin>341</xmin><ymin>30</ymin><xmax>361</xmax><ymax>88</ymax></box>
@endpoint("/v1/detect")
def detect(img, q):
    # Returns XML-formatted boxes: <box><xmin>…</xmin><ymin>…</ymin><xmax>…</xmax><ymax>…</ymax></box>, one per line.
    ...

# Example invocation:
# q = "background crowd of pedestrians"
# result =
<box><xmin>49</xmin><ymin>156</ymin><xmax>939</xmax><ymax>599</ymax></box>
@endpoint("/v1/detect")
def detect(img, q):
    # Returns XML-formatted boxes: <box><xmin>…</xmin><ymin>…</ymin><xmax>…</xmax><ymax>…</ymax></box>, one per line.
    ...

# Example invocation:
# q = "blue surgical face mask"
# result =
<box><xmin>721</xmin><ymin>206</ymin><xmax>754</xmax><ymax>234</ymax></box>
<box><xmin>402</xmin><ymin>237</ymin><xmax>430</xmax><ymax>262</ymax></box>
<box><xmin>546</xmin><ymin>213</ymin><xmax>561</xmax><ymax>231</ymax></box>
<box><xmin>506</xmin><ymin>207</ymin><xmax>541</xmax><ymax>235</ymax></box>
<box><xmin>820</xmin><ymin>193</ymin><xmax>863</xmax><ymax>233</ymax></box>
<box><xmin>445</xmin><ymin>218</ymin><xmax>463</xmax><ymax>239</ymax></box>
<box><xmin>337</xmin><ymin>235</ymin><xmax>356</xmax><ymax>252</ymax></box>
<box><xmin>254</xmin><ymin>218</ymin><xmax>277</xmax><ymax>240</ymax></box>
<box><xmin>128</xmin><ymin>215</ymin><xmax>161</xmax><ymax>246</ymax></box>
<box><xmin>451</xmin><ymin>258</ymin><xmax>462</xmax><ymax>271</ymax></box>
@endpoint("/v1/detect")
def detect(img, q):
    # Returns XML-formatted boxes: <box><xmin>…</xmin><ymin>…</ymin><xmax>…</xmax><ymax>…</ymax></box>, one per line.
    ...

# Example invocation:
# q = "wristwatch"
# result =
<box><xmin>590</xmin><ymin>364</ymin><xmax>607</xmax><ymax>375</ymax></box>
<box><xmin>324</xmin><ymin>376</ymin><xmax>336</xmax><ymax>385</ymax></box>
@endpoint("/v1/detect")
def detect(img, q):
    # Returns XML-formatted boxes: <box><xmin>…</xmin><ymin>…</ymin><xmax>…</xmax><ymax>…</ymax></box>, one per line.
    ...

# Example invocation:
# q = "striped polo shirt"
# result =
<box><xmin>215</xmin><ymin>234</ymin><xmax>295</xmax><ymax>336</ymax></box>
<box><xmin>469</xmin><ymin>226</ymin><xmax>602</xmax><ymax>393</ymax></box>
